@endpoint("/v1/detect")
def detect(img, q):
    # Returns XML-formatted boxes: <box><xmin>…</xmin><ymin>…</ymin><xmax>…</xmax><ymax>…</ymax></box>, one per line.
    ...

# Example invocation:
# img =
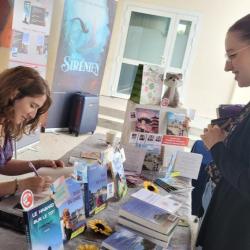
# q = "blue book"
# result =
<box><xmin>119</xmin><ymin>198</ymin><xmax>179</xmax><ymax>235</ymax></box>
<box><xmin>75</xmin><ymin>162</ymin><xmax>108</xmax><ymax>217</ymax></box>
<box><xmin>23</xmin><ymin>199</ymin><xmax>64</xmax><ymax>250</ymax></box>
<box><xmin>57</xmin><ymin>178</ymin><xmax>86</xmax><ymax>242</ymax></box>
<box><xmin>102</xmin><ymin>227</ymin><xmax>163</xmax><ymax>250</ymax></box>
<box><xmin>87</xmin><ymin>163</ymin><xmax>108</xmax><ymax>216</ymax></box>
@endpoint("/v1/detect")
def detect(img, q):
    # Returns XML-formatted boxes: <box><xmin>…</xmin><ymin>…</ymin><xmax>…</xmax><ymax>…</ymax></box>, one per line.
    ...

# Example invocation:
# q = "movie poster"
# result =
<box><xmin>52</xmin><ymin>0</ymin><xmax>116</xmax><ymax>94</ymax></box>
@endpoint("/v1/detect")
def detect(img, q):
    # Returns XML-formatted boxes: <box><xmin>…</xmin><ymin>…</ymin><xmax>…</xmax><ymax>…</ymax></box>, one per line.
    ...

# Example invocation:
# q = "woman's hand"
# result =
<box><xmin>18</xmin><ymin>176</ymin><xmax>52</xmax><ymax>194</ymax></box>
<box><xmin>200</xmin><ymin>124</ymin><xmax>226</xmax><ymax>150</ymax></box>
<box><xmin>33</xmin><ymin>159</ymin><xmax>65</xmax><ymax>169</ymax></box>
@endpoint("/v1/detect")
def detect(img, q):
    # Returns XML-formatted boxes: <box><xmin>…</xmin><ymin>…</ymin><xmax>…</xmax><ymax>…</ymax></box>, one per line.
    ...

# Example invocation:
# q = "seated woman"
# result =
<box><xmin>0</xmin><ymin>66</ymin><xmax>64</xmax><ymax>197</ymax></box>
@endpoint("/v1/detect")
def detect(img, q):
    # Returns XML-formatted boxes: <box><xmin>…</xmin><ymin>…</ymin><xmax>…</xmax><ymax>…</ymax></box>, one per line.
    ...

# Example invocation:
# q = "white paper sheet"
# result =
<box><xmin>173</xmin><ymin>151</ymin><xmax>203</xmax><ymax>179</ymax></box>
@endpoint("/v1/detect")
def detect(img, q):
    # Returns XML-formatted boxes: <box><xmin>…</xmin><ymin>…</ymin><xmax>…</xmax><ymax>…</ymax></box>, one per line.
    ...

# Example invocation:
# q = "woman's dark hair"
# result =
<box><xmin>228</xmin><ymin>14</ymin><xmax>250</xmax><ymax>43</ymax></box>
<box><xmin>0</xmin><ymin>66</ymin><xmax>52</xmax><ymax>139</ymax></box>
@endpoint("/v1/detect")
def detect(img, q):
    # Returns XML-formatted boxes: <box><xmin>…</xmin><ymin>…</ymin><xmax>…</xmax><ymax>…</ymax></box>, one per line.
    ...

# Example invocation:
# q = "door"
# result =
<box><xmin>111</xmin><ymin>6</ymin><xmax>199</xmax><ymax>99</ymax></box>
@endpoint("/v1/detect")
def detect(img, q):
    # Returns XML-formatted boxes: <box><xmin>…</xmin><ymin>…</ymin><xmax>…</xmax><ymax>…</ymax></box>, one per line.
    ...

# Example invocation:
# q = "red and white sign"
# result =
<box><xmin>20</xmin><ymin>189</ymin><xmax>34</xmax><ymax>210</ymax></box>
<box><xmin>162</xmin><ymin>135</ymin><xmax>189</xmax><ymax>147</ymax></box>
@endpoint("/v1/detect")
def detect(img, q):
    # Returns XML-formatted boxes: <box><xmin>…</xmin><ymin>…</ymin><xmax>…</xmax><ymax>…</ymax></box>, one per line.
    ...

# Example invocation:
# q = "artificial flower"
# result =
<box><xmin>143</xmin><ymin>181</ymin><xmax>159</xmax><ymax>193</ymax></box>
<box><xmin>87</xmin><ymin>219</ymin><xmax>112</xmax><ymax>236</ymax></box>
<box><xmin>76</xmin><ymin>243</ymin><xmax>99</xmax><ymax>250</ymax></box>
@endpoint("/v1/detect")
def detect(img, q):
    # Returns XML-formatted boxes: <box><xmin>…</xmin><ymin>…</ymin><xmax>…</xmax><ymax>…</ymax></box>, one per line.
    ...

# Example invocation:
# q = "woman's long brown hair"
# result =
<box><xmin>0</xmin><ymin>66</ymin><xmax>52</xmax><ymax>139</ymax></box>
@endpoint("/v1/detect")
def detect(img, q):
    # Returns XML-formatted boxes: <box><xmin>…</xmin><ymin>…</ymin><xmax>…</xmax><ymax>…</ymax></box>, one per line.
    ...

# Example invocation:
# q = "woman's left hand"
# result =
<box><xmin>34</xmin><ymin>159</ymin><xmax>65</xmax><ymax>169</ymax></box>
<box><xmin>200</xmin><ymin>124</ymin><xmax>226</xmax><ymax>150</ymax></box>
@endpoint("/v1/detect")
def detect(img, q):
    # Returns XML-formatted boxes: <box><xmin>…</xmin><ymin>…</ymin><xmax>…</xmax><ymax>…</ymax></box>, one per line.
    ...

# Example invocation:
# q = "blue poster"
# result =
<box><xmin>52</xmin><ymin>0</ymin><xmax>116</xmax><ymax>94</ymax></box>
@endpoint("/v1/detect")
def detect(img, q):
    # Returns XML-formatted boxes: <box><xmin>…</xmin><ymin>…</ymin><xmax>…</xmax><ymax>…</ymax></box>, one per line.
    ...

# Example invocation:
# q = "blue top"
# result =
<box><xmin>0</xmin><ymin>136</ymin><xmax>13</xmax><ymax>167</ymax></box>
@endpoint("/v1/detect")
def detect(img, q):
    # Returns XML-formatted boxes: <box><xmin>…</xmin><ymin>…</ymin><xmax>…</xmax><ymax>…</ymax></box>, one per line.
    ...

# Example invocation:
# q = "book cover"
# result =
<box><xmin>57</xmin><ymin>178</ymin><xmax>86</xmax><ymax>242</ymax></box>
<box><xmin>119</xmin><ymin>197</ymin><xmax>179</xmax><ymax>235</ymax></box>
<box><xmin>166</xmin><ymin>111</ymin><xmax>188</xmax><ymax>137</ymax></box>
<box><xmin>110</xmin><ymin>151</ymin><xmax>128</xmax><ymax>199</ymax></box>
<box><xmin>23</xmin><ymin>199</ymin><xmax>64</xmax><ymax>250</ymax></box>
<box><xmin>86</xmin><ymin>163</ymin><xmax>108</xmax><ymax>217</ymax></box>
<box><xmin>115</xmin><ymin>224</ymin><xmax>169</xmax><ymax>248</ymax></box>
<box><xmin>102</xmin><ymin>227</ymin><xmax>163</xmax><ymax>250</ymax></box>
<box><xmin>138</xmin><ymin>144</ymin><xmax>162</xmax><ymax>172</ymax></box>
<box><xmin>140</xmin><ymin>64</ymin><xmax>164</xmax><ymax>105</ymax></box>
<box><xmin>135</xmin><ymin>108</ymin><xmax>160</xmax><ymax>134</ymax></box>
<box><xmin>131</xmin><ymin>189</ymin><xmax>182</xmax><ymax>214</ymax></box>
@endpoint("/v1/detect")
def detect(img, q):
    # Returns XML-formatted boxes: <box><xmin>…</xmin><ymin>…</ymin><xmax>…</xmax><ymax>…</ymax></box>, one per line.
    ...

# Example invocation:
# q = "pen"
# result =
<box><xmin>28</xmin><ymin>161</ymin><xmax>40</xmax><ymax>176</ymax></box>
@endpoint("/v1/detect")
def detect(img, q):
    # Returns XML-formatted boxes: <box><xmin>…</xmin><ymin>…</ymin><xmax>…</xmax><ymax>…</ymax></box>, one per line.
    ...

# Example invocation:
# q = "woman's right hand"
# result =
<box><xmin>18</xmin><ymin>176</ymin><xmax>52</xmax><ymax>194</ymax></box>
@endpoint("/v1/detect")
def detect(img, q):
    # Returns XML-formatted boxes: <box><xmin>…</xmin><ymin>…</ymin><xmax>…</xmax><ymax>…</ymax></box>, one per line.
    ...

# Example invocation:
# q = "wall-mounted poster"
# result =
<box><xmin>52</xmin><ymin>0</ymin><xmax>116</xmax><ymax>94</ymax></box>
<box><xmin>0</xmin><ymin>0</ymin><xmax>14</xmax><ymax>48</ymax></box>
<box><xmin>9</xmin><ymin>0</ymin><xmax>53</xmax><ymax>77</ymax></box>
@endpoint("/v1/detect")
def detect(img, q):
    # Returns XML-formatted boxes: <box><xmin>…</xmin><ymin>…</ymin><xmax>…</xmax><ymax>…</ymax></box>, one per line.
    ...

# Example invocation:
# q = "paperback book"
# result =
<box><xmin>102</xmin><ymin>227</ymin><xmax>163</xmax><ymax>250</ymax></box>
<box><xmin>118</xmin><ymin>216</ymin><xmax>175</xmax><ymax>242</ymax></box>
<box><xmin>23</xmin><ymin>199</ymin><xmax>64</xmax><ymax>250</ymax></box>
<box><xmin>115</xmin><ymin>224</ymin><xmax>170</xmax><ymax>249</ymax></box>
<box><xmin>75</xmin><ymin>161</ymin><xmax>108</xmax><ymax>217</ymax></box>
<box><xmin>166</xmin><ymin>111</ymin><xmax>188</xmax><ymax>137</ymax></box>
<box><xmin>140</xmin><ymin>64</ymin><xmax>164</xmax><ymax>105</ymax></box>
<box><xmin>118</xmin><ymin>197</ymin><xmax>179</xmax><ymax>235</ymax></box>
<box><xmin>110</xmin><ymin>151</ymin><xmax>128</xmax><ymax>199</ymax></box>
<box><xmin>56</xmin><ymin>177</ymin><xmax>86</xmax><ymax>242</ymax></box>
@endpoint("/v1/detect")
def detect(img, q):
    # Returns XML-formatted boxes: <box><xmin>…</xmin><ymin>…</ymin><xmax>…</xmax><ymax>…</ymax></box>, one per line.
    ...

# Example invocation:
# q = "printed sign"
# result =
<box><xmin>21</xmin><ymin>189</ymin><xmax>34</xmax><ymax>210</ymax></box>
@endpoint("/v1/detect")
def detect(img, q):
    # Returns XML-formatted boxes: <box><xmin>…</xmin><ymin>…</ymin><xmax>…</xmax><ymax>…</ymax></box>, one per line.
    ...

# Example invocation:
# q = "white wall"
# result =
<box><xmin>100</xmin><ymin>0</ymin><xmax>250</xmax><ymax>118</ymax></box>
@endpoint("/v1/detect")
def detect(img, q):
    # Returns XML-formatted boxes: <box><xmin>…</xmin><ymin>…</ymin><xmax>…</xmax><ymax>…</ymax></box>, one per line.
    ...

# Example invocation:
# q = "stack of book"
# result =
<box><xmin>116</xmin><ymin>189</ymin><xmax>181</xmax><ymax>248</ymax></box>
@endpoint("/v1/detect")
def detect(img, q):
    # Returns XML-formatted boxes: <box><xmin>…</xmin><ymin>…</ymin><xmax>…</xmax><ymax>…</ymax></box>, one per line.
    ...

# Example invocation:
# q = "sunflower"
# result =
<box><xmin>76</xmin><ymin>244</ymin><xmax>99</xmax><ymax>250</ymax></box>
<box><xmin>143</xmin><ymin>181</ymin><xmax>159</xmax><ymax>193</ymax></box>
<box><xmin>87</xmin><ymin>219</ymin><xmax>112</xmax><ymax>236</ymax></box>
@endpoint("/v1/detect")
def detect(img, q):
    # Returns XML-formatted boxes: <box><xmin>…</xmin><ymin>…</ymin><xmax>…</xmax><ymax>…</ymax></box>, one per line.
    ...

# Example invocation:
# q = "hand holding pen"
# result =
<box><xmin>28</xmin><ymin>161</ymin><xmax>40</xmax><ymax>176</ymax></box>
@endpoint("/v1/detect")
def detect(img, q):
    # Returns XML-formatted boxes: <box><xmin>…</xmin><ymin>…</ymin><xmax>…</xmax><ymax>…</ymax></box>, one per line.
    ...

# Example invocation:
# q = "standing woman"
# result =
<box><xmin>197</xmin><ymin>14</ymin><xmax>250</xmax><ymax>250</ymax></box>
<box><xmin>0</xmin><ymin>66</ymin><xmax>64</xmax><ymax>197</ymax></box>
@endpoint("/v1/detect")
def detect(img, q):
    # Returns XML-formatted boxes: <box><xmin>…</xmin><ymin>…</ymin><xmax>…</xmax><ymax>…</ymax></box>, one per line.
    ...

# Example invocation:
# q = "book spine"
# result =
<box><xmin>119</xmin><ymin>209</ymin><xmax>166</xmax><ymax>234</ymax></box>
<box><xmin>118</xmin><ymin>216</ymin><xmax>171</xmax><ymax>242</ymax></box>
<box><xmin>84</xmin><ymin>183</ymin><xmax>90</xmax><ymax>217</ymax></box>
<box><xmin>23</xmin><ymin>212</ymin><xmax>32</xmax><ymax>250</ymax></box>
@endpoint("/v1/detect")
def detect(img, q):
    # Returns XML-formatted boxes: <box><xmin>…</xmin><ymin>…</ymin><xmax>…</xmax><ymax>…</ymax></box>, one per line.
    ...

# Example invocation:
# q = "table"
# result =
<box><xmin>0</xmin><ymin>133</ymin><xmax>194</xmax><ymax>250</ymax></box>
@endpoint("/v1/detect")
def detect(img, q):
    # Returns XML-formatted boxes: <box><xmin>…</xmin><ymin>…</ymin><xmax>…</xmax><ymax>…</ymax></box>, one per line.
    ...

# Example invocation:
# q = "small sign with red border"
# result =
<box><xmin>20</xmin><ymin>189</ymin><xmax>34</xmax><ymax>211</ymax></box>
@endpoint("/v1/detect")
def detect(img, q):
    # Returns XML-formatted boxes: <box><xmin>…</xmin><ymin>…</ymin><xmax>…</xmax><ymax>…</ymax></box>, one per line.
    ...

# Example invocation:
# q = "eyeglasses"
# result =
<box><xmin>225</xmin><ymin>44</ymin><xmax>250</xmax><ymax>62</ymax></box>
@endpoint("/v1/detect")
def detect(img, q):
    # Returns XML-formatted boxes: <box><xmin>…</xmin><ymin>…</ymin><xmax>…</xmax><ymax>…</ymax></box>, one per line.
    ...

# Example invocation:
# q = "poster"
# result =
<box><xmin>46</xmin><ymin>0</ymin><xmax>116</xmax><ymax>129</ymax></box>
<box><xmin>52</xmin><ymin>0</ymin><xmax>116</xmax><ymax>94</ymax></box>
<box><xmin>9</xmin><ymin>0</ymin><xmax>53</xmax><ymax>77</ymax></box>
